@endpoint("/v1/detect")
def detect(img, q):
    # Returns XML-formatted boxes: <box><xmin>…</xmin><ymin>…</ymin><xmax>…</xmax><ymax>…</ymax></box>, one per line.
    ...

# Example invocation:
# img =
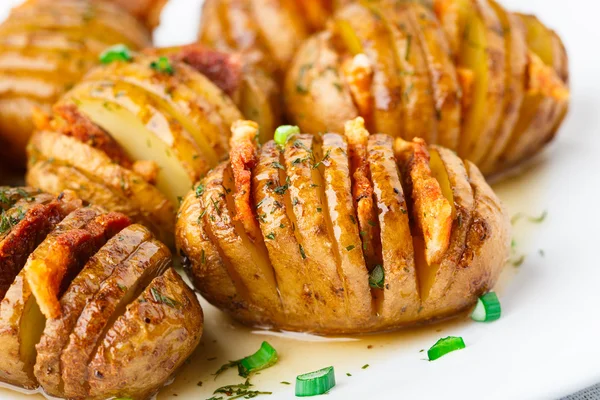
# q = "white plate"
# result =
<box><xmin>0</xmin><ymin>0</ymin><xmax>599</xmax><ymax>399</ymax></box>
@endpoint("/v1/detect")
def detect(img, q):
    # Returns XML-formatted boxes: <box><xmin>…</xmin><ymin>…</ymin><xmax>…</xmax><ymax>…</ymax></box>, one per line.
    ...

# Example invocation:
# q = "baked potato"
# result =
<box><xmin>198</xmin><ymin>0</ymin><xmax>350</xmax><ymax>75</ymax></box>
<box><xmin>0</xmin><ymin>187</ymin><xmax>203</xmax><ymax>399</ymax></box>
<box><xmin>26</xmin><ymin>45</ymin><xmax>281</xmax><ymax>246</ymax></box>
<box><xmin>0</xmin><ymin>0</ymin><xmax>157</xmax><ymax>169</ymax></box>
<box><xmin>176</xmin><ymin>117</ymin><xmax>510</xmax><ymax>334</ymax></box>
<box><xmin>284</xmin><ymin>0</ymin><xmax>570</xmax><ymax>176</ymax></box>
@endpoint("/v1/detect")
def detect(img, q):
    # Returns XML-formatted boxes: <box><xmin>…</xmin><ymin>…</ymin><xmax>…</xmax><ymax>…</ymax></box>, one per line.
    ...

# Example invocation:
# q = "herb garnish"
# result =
<box><xmin>150</xmin><ymin>56</ymin><xmax>174</xmax><ymax>75</ymax></box>
<box><xmin>368</xmin><ymin>265</ymin><xmax>385</xmax><ymax>289</ymax></box>
<box><xmin>150</xmin><ymin>287</ymin><xmax>180</xmax><ymax>308</ymax></box>
<box><xmin>196</xmin><ymin>184</ymin><xmax>205</xmax><ymax>197</ymax></box>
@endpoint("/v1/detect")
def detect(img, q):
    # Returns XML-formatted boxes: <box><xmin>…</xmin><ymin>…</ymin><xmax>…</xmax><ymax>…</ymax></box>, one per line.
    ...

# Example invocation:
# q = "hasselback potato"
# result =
<box><xmin>26</xmin><ymin>45</ymin><xmax>280</xmax><ymax>246</ymax></box>
<box><xmin>198</xmin><ymin>0</ymin><xmax>349</xmax><ymax>75</ymax></box>
<box><xmin>0</xmin><ymin>187</ymin><xmax>203</xmax><ymax>399</ymax></box>
<box><xmin>284</xmin><ymin>0</ymin><xmax>570</xmax><ymax>175</ymax></box>
<box><xmin>0</xmin><ymin>0</ymin><xmax>159</xmax><ymax>168</ymax></box>
<box><xmin>176</xmin><ymin>117</ymin><xmax>510</xmax><ymax>334</ymax></box>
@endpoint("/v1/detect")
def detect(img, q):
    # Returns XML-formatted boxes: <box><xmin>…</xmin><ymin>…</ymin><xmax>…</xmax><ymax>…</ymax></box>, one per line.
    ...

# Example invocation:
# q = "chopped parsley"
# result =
<box><xmin>150</xmin><ymin>287</ymin><xmax>180</xmax><ymax>308</ymax></box>
<box><xmin>195</xmin><ymin>184</ymin><xmax>205</xmax><ymax>197</ymax></box>
<box><xmin>299</xmin><ymin>244</ymin><xmax>307</xmax><ymax>259</ymax></box>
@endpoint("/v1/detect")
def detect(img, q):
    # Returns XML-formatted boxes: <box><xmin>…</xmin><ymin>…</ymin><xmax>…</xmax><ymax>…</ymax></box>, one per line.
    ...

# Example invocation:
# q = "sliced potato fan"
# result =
<box><xmin>27</xmin><ymin>46</ymin><xmax>281</xmax><ymax>243</ymax></box>
<box><xmin>0</xmin><ymin>188</ymin><xmax>203</xmax><ymax>398</ymax></box>
<box><xmin>284</xmin><ymin>0</ymin><xmax>569</xmax><ymax>176</ymax></box>
<box><xmin>0</xmin><ymin>0</ymin><xmax>152</xmax><ymax>166</ymax></box>
<box><xmin>177</xmin><ymin>118</ymin><xmax>510</xmax><ymax>334</ymax></box>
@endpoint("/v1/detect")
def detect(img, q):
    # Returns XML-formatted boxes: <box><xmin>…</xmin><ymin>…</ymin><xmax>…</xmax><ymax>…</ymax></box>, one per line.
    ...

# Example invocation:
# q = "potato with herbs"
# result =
<box><xmin>176</xmin><ymin>117</ymin><xmax>510</xmax><ymax>334</ymax></box>
<box><xmin>0</xmin><ymin>187</ymin><xmax>203</xmax><ymax>399</ymax></box>
<box><xmin>0</xmin><ymin>0</ymin><xmax>162</xmax><ymax>168</ymax></box>
<box><xmin>284</xmin><ymin>0</ymin><xmax>569</xmax><ymax>175</ymax></box>
<box><xmin>26</xmin><ymin>44</ymin><xmax>281</xmax><ymax>246</ymax></box>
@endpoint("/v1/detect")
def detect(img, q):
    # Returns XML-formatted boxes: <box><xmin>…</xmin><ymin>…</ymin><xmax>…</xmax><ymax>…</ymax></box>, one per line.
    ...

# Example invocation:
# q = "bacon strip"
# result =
<box><xmin>25</xmin><ymin>212</ymin><xmax>131</xmax><ymax>319</ymax></box>
<box><xmin>344</xmin><ymin>117</ymin><xmax>380</xmax><ymax>268</ymax></box>
<box><xmin>229</xmin><ymin>120</ymin><xmax>261</xmax><ymax>241</ymax></box>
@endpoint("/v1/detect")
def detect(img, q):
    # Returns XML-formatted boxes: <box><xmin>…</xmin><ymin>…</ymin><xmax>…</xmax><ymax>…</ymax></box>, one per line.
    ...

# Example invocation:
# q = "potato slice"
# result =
<box><xmin>335</xmin><ymin>3</ymin><xmax>404</xmax><ymax>137</ymax></box>
<box><xmin>443</xmin><ymin>161</ymin><xmax>510</xmax><ymax>309</ymax></box>
<box><xmin>0</xmin><ymin>195</ymin><xmax>79</xmax><ymax>301</ymax></box>
<box><xmin>198</xmin><ymin>0</ymin><xmax>230</xmax><ymax>52</ymax></box>
<box><xmin>367</xmin><ymin>134</ymin><xmax>420</xmax><ymax>323</ymax></box>
<box><xmin>26</xmin><ymin>156</ymin><xmax>170</xmax><ymax>246</ymax></box>
<box><xmin>24</xmin><ymin>209</ymin><xmax>131</xmax><ymax>319</ymax></box>
<box><xmin>0</xmin><ymin>270</ymin><xmax>44</xmax><ymax>389</ymax></box>
<box><xmin>436</xmin><ymin>0</ymin><xmax>506</xmax><ymax>164</ymax></box>
<box><xmin>248</xmin><ymin>0</ymin><xmax>309</xmax><ymax>71</ymax></box>
<box><xmin>252</xmin><ymin>141</ymin><xmax>315</xmax><ymax>321</ymax></box>
<box><xmin>381</xmin><ymin>3</ymin><xmax>438</xmax><ymax>143</ymax></box>
<box><xmin>61</xmin><ymin>238</ymin><xmax>171</xmax><ymax>398</ymax></box>
<box><xmin>215</xmin><ymin>0</ymin><xmax>271</xmax><ymax>64</ymax></box>
<box><xmin>0</xmin><ymin>206</ymin><xmax>103</xmax><ymax>389</ymax></box>
<box><xmin>409</xmin><ymin>3</ymin><xmax>461</xmax><ymax>149</ymax></box>
<box><xmin>238</xmin><ymin>66</ymin><xmax>281</xmax><ymax>143</ymax></box>
<box><xmin>27</xmin><ymin>131</ymin><xmax>175</xmax><ymax>245</ymax></box>
<box><xmin>2</xmin><ymin>0</ymin><xmax>150</xmax><ymax>50</ymax></box>
<box><xmin>59</xmin><ymin>81</ymin><xmax>200</xmax><ymax>202</ymax></box>
<box><xmin>199</xmin><ymin>163</ymin><xmax>282</xmax><ymax>324</ymax></box>
<box><xmin>87</xmin><ymin>268</ymin><xmax>202</xmax><ymax>400</ymax></box>
<box><xmin>283</xmin><ymin>134</ymin><xmax>349</xmax><ymax>329</ymax></box>
<box><xmin>420</xmin><ymin>146</ymin><xmax>474</xmax><ymax>309</ymax></box>
<box><xmin>478</xmin><ymin>2</ymin><xmax>528</xmax><ymax>174</ymax></box>
<box><xmin>35</xmin><ymin>224</ymin><xmax>152</xmax><ymax>397</ymax></box>
<box><xmin>84</xmin><ymin>53</ymin><xmax>241</xmax><ymax>159</ymax></box>
<box><xmin>284</xmin><ymin>32</ymin><xmax>358</xmax><ymax>135</ymax></box>
<box><xmin>394</xmin><ymin>138</ymin><xmax>453</xmax><ymax>266</ymax></box>
<box><xmin>343</xmin><ymin>118</ymin><xmax>381</xmax><ymax>270</ymax></box>
<box><xmin>320</xmin><ymin>133</ymin><xmax>372</xmax><ymax>324</ymax></box>
<box><xmin>496</xmin><ymin>14</ymin><xmax>569</xmax><ymax>171</ymax></box>
<box><xmin>176</xmin><ymin>186</ymin><xmax>251</xmax><ymax>321</ymax></box>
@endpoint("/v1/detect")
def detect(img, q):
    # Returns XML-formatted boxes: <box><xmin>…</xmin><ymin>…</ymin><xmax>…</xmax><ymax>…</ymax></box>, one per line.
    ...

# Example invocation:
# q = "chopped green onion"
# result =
<box><xmin>150</xmin><ymin>56</ymin><xmax>174</xmax><ymax>75</ymax></box>
<box><xmin>427</xmin><ymin>336</ymin><xmax>465</xmax><ymax>361</ymax></box>
<box><xmin>274</xmin><ymin>125</ymin><xmax>300</xmax><ymax>146</ymax></box>
<box><xmin>368</xmin><ymin>265</ymin><xmax>384</xmax><ymax>289</ymax></box>
<box><xmin>99</xmin><ymin>44</ymin><xmax>132</xmax><ymax>64</ymax></box>
<box><xmin>238</xmin><ymin>341</ymin><xmax>278</xmax><ymax>378</ymax></box>
<box><xmin>295</xmin><ymin>366</ymin><xmax>336</xmax><ymax>397</ymax></box>
<box><xmin>471</xmin><ymin>292</ymin><xmax>501</xmax><ymax>322</ymax></box>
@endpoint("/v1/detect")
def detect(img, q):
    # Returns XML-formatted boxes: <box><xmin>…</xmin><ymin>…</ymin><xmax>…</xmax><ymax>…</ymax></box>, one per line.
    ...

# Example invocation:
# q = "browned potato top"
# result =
<box><xmin>0</xmin><ymin>0</ymin><xmax>153</xmax><ymax>168</ymax></box>
<box><xmin>0</xmin><ymin>188</ymin><xmax>203</xmax><ymax>399</ymax></box>
<box><xmin>177</xmin><ymin>118</ymin><xmax>510</xmax><ymax>334</ymax></box>
<box><xmin>284</xmin><ymin>0</ymin><xmax>570</xmax><ymax>176</ymax></box>
<box><xmin>26</xmin><ymin>46</ymin><xmax>282</xmax><ymax>244</ymax></box>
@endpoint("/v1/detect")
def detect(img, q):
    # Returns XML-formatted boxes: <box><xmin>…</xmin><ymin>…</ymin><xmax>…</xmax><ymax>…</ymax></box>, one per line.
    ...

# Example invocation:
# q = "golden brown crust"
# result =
<box><xmin>178</xmin><ymin>118</ymin><xmax>510</xmax><ymax>334</ymax></box>
<box><xmin>25</xmin><ymin>211</ymin><xmax>131</xmax><ymax>319</ymax></box>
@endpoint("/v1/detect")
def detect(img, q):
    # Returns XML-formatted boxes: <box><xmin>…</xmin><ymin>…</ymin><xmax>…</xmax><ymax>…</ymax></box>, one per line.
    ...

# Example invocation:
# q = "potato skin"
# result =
<box><xmin>0</xmin><ymin>0</ymin><xmax>151</xmax><ymax>168</ymax></box>
<box><xmin>87</xmin><ymin>268</ymin><xmax>203</xmax><ymax>400</ymax></box>
<box><xmin>177</xmin><ymin>129</ymin><xmax>510</xmax><ymax>334</ymax></box>
<box><xmin>284</xmin><ymin>0</ymin><xmax>569</xmax><ymax>176</ymax></box>
<box><xmin>0</xmin><ymin>188</ymin><xmax>204</xmax><ymax>398</ymax></box>
<box><xmin>198</xmin><ymin>0</ymin><xmax>336</xmax><ymax>74</ymax></box>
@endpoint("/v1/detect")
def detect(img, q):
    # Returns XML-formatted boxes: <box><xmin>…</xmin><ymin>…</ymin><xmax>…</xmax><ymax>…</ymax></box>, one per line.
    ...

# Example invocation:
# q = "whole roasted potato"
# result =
<box><xmin>26</xmin><ymin>45</ymin><xmax>281</xmax><ymax>246</ymax></box>
<box><xmin>198</xmin><ymin>0</ymin><xmax>349</xmax><ymax>75</ymax></box>
<box><xmin>0</xmin><ymin>0</ymin><xmax>156</xmax><ymax>168</ymax></box>
<box><xmin>284</xmin><ymin>0</ymin><xmax>570</xmax><ymax>176</ymax></box>
<box><xmin>176</xmin><ymin>118</ymin><xmax>510</xmax><ymax>334</ymax></box>
<box><xmin>0</xmin><ymin>187</ymin><xmax>203</xmax><ymax>399</ymax></box>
